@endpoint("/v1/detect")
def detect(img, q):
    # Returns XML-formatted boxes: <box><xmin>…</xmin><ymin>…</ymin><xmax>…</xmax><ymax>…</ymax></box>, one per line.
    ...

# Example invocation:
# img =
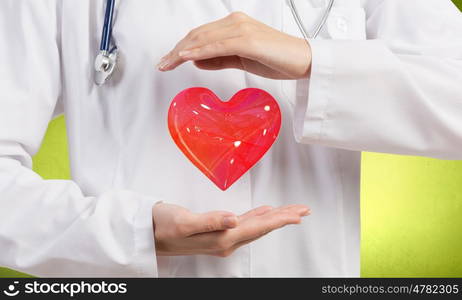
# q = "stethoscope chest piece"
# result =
<box><xmin>94</xmin><ymin>49</ymin><xmax>118</xmax><ymax>86</ymax></box>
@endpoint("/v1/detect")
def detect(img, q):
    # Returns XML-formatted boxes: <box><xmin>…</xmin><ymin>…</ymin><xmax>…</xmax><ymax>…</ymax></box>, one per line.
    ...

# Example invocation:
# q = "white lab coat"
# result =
<box><xmin>0</xmin><ymin>0</ymin><xmax>461</xmax><ymax>277</ymax></box>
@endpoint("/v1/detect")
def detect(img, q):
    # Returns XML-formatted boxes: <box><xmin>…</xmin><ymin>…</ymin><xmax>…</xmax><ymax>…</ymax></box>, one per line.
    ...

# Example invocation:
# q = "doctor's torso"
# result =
<box><xmin>57</xmin><ymin>0</ymin><xmax>364</xmax><ymax>277</ymax></box>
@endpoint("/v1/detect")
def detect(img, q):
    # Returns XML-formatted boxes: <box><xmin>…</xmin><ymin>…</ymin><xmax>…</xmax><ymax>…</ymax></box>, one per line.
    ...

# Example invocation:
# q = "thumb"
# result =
<box><xmin>185</xmin><ymin>211</ymin><xmax>238</xmax><ymax>236</ymax></box>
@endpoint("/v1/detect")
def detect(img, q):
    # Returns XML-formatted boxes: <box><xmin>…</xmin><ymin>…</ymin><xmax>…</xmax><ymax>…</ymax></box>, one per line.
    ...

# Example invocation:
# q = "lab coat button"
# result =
<box><xmin>336</xmin><ymin>17</ymin><xmax>348</xmax><ymax>33</ymax></box>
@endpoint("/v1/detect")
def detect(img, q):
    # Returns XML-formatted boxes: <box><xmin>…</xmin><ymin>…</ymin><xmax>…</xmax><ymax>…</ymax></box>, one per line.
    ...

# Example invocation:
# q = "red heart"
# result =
<box><xmin>168</xmin><ymin>88</ymin><xmax>282</xmax><ymax>191</ymax></box>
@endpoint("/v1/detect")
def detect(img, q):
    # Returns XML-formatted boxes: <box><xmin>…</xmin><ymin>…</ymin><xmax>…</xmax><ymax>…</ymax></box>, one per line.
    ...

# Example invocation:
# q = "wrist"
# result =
<box><xmin>299</xmin><ymin>38</ymin><xmax>312</xmax><ymax>79</ymax></box>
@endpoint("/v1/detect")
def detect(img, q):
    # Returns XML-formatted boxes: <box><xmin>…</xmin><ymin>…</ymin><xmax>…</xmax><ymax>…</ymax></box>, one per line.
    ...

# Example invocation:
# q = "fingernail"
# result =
<box><xmin>223</xmin><ymin>216</ymin><xmax>237</xmax><ymax>228</ymax></box>
<box><xmin>157</xmin><ymin>60</ymin><xmax>170</xmax><ymax>71</ymax></box>
<box><xmin>299</xmin><ymin>208</ymin><xmax>310</xmax><ymax>216</ymax></box>
<box><xmin>156</xmin><ymin>57</ymin><xmax>166</xmax><ymax>66</ymax></box>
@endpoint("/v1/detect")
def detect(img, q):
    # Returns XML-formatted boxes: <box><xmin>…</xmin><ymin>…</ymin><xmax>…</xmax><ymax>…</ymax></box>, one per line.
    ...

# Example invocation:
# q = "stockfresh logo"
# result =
<box><xmin>3</xmin><ymin>281</ymin><xmax>20</xmax><ymax>297</ymax></box>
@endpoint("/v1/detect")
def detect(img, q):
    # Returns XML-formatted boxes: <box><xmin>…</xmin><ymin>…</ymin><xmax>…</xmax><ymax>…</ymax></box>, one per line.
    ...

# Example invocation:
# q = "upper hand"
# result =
<box><xmin>152</xmin><ymin>202</ymin><xmax>310</xmax><ymax>257</ymax></box>
<box><xmin>157</xmin><ymin>12</ymin><xmax>312</xmax><ymax>80</ymax></box>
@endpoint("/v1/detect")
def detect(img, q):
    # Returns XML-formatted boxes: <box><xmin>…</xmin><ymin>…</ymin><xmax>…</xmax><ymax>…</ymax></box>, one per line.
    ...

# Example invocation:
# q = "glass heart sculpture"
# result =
<box><xmin>168</xmin><ymin>88</ymin><xmax>282</xmax><ymax>191</ymax></box>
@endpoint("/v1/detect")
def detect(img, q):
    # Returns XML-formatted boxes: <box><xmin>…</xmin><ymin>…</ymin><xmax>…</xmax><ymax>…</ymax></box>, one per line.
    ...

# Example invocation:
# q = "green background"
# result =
<box><xmin>1</xmin><ymin>0</ymin><xmax>462</xmax><ymax>278</ymax></box>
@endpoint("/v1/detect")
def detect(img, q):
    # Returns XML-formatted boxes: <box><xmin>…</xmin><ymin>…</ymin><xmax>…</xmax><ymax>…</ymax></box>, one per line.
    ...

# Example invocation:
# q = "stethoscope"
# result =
<box><xmin>94</xmin><ymin>0</ymin><xmax>118</xmax><ymax>85</ymax></box>
<box><xmin>289</xmin><ymin>0</ymin><xmax>335</xmax><ymax>40</ymax></box>
<box><xmin>94</xmin><ymin>0</ymin><xmax>335</xmax><ymax>85</ymax></box>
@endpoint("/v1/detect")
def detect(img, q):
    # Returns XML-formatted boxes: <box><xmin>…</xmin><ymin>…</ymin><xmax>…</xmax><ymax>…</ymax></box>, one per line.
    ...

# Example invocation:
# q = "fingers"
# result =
<box><xmin>182</xmin><ymin>211</ymin><xmax>238</xmax><ymax>236</ymax></box>
<box><xmin>188</xmin><ymin>204</ymin><xmax>310</xmax><ymax>256</ymax></box>
<box><xmin>238</xmin><ymin>205</ymin><xmax>274</xmax><ymax>221</ymax></box>
<box><xmin>195</xmin><ymin>57</ymin><xmax>290</xmax><ymax>79</ymax></box>
<box><xmin>158</xmin><ymin>26</ymin><xmax>242</xmax><ymax>71</ymax></box>
<box><xmin>155</xmin><ymin>202</ymin><xmax>310</xmax><ymax>257</ymax></box>
<box><xmin>157</xmin><ymin>12</ymin><xmax>261</xmax><ymax>71</ymax></box>
<box><xmin>156</xmin><ymin>15</ymin><xmax>236</xmax><ymax>71</ymax></box>
<box><xmin>211</xmin><ymin>204</ymin><xmax>310</xmax><ymax>257</ymax></box>
<box><xmin>280</xmin><ymin>204</ymin><xmax>311</xmax><ymax>216</ymax></box>
<box><xmin>178</xmin><ymin>36</ymin><xmax>258</xmax><ymax>63</ymax></box>
<box><xmin>193</xmin><ymin>56</ymin><xmax>245</xmax><ymax>71</ymax></box>
<box><xmin>230</xmin><ymin>204</ymin><xmax>310</xmax><ymax>243</ymax></box>
<box><xmin>159</xmin><ymin>33</ymin><xmax>250</xmax><ymax>72</ymax></box>
<box><xmin>180</xmin><ymin>205</ymin><xmax>273</xmax><ymax>238</ymax></box>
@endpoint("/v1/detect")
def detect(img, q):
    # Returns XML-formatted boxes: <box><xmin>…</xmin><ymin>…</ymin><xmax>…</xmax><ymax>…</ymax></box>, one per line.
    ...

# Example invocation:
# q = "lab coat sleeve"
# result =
<box><xmin>294</xmin><ymin>0</ymin><xmax>462</xmax><ymax>159</ymax></box>
<box><xmin>0</xmin><ymin>1</ymin><xmax>158</xmax><ymax>277</ymax></box>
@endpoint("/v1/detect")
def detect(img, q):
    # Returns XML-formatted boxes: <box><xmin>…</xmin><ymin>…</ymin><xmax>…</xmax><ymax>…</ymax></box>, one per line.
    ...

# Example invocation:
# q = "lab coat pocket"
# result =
<box><xmin>280</xmin><ymin>0</ymin><xmax>366</xmax><ymax>108</ymax></box>
<box><xmin>326</xmin><ymin>4</ymin><xmax>366</xmax><ymax>40</ymax></box>
<box><xmin>281</xmin><ymin>0</ymin><xmax>366</xmax><ymax>41</ymax></box>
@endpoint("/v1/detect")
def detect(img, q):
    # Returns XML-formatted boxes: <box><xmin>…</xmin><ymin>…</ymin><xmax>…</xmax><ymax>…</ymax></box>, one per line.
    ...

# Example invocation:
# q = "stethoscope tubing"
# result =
<box><xmin>289</xmin><ymin>0</ymin><xmax>335</xmax><ymax>39</ymax></box>
<box><xmin>100</xmin><ymin>0</ymin><xmax>116</xmax><ymax>52</ymax></box>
